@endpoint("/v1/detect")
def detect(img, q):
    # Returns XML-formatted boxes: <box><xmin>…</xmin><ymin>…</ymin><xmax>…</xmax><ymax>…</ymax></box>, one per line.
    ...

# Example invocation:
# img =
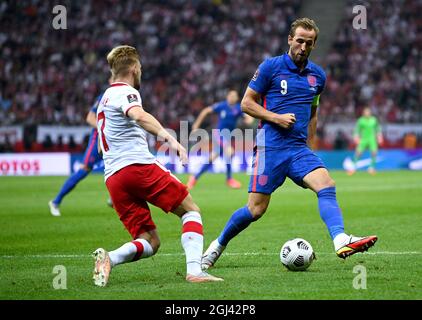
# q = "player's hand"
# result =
<box><xmin>177</xmin><ymin>145</ymin><xmax>188</xmax><ymax>166</ymax></box>
<box><xmin>354</xmin><ymin>137</ymin><xmax>360</xmax><ymax>145</ymax></box>
<box><xmin>275</xmin><ymin>113</ymin><xmax>296</xmax><ymax>129</ymax></box>
<box><xmin>377</xmin><ymin>135</ymin><xmax>384</xmax><ymax>146</ymax></box>
<box><xmin>168</xmin><ymin>139</ymin><xmax>188</xmax><ymax>166</ymax></box>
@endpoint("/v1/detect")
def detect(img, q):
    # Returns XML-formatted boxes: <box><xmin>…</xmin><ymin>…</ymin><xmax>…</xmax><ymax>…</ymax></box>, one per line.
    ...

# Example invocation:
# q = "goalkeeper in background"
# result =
<box><xmin>348</xmin><ymin>107</ymin><xmax>383</xmax><ymax>175</ymax></box>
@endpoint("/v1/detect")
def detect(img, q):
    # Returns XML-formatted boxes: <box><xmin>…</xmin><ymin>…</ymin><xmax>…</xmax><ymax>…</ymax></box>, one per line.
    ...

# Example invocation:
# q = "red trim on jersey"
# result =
<box><xmin>182</xmin><ymin>221</ymin><xmax>203</xmax><ymax>235</ymax></box>
<box><xmin>131</xmin><ymin>240</ymin><xmax>144</xmax><ymax>261</ymax></box>
<box><xmin>110</xmin><ymin>82</ymin><xmax>130</xmax><ymax>87</ymax></box>
<box><xmin>258</xmin><ymin>96</ymin><xmax>266</xmax><ymax>129</ymax></box>
<box><xmin>125</xmin><ymin>105</ymin><xmax>141</xmax><ymax>117</ymax></box>
<box><xmin>252</xmin><ymin>148</ymin><xmax>260</xmax><ymax>192</ymax></box>
<box><xmin>83</xmin><ymin>131</ymin><xmax>98</xmax><ymax>165</ymax></box>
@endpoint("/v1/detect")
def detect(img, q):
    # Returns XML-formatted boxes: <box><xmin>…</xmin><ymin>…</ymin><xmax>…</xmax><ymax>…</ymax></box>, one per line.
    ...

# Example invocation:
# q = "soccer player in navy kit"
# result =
<box><xmin>202</xmin><ymin>18</ymin><xmax>378</xmax><ymax>269</ymax></box>
<box><xmin>187</xmin><ymin>90</ymin><xmax>254</xmax><ymax>190</ymax></box>
<box><xmin>48</xmin><ymin>92</ymin><xmax>109</xmax><ymax>216</ymax></box>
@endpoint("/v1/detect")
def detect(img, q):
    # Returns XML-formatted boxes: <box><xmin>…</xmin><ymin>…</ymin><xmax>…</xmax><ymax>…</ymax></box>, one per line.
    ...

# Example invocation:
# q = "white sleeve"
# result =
<box><xmin>118</xmin><ymin>88</ymin><xmax>143</xmax><ymax>116</ymax></box>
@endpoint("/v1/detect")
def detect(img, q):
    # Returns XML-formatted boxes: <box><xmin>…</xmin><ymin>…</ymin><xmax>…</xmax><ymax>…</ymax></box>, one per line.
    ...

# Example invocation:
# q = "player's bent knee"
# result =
<box><xmin>326</xmin><ymin>178</ymin><xmax>336</xmax><ymax>188</ymax></box>
<box><xmin>81</xmin><ymin>164</ymin><xmax>92</xmax><ymax>172</ymax></box>
<box><xmin>247</xmin><ymin>204</ymin><xmax>267</xmax><ymax>220</ymax></box>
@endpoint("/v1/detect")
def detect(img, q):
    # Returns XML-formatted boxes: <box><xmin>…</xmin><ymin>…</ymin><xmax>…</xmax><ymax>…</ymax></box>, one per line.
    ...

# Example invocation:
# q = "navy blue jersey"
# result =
<box><xmin>212</xmin><ymin>101</ymin><xmax>243</xmax><ymax>131</ymax></box>
<box><xmin>90</xmin><ymin>94</ymin><xmax>103</xmax><ymax>114</ymax></box>
<box><xmin>89</xmin><ymin>94</ymin><xmax>103</xmax><ymax>134</ymax></box>
<box><xmin>248</xmin><ymin>53</ymin><xmax>326</xmax><ymax>149</ymax></box>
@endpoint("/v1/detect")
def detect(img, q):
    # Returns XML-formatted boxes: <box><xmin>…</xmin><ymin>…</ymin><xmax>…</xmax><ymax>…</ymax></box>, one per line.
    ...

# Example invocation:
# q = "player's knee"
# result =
<box><xmin>326</xmin><ymin>178</ymin><xmax>336</xmax><ymax>188</ymax></box>
<box><xmin>81</xmin><ymin>164</ymin><xmax>92</xmax><ymax>172</ymax></box>
<box><xmin>185</xmin><ymin>201</ymin><xmax>200</xmax><ymax>214</ymax></box>
<box><xmin>247</xmin><ymin>202</ymin><xmax>267</xmax><ymax>220</ymax></box>
<box><xmin>149</xmin><ymin>238</ymin><xmax>161</xmax><ymax>254</ymax></box>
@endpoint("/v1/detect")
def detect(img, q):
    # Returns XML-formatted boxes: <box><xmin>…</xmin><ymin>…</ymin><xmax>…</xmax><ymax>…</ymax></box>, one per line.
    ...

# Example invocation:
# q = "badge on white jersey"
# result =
<box><xmin>127</xmin><ymin>94</ymin><xmax>138</xmax><ymax>103</ymax></box>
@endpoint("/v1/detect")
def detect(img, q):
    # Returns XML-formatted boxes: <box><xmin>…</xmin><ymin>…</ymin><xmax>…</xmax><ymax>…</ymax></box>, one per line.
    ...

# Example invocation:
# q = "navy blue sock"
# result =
<box><xmin>226</xmin><ymin>164</ymin><xmax>232</xmax><ymax>180</ymax></box>
<box><xmin>53</xmin><ymin>169</ymin><xmax>89</xmax><ymax>205</ymax></box>
<box><xmin>218</xmin><ymin>206</ymin><xmax>255</xmax><ymax>246</ymax></box>
<box><xmin>195</xmin><ymin>163</ymin><xmax>212</xmax><ymax>180</ymax></box>
<box><xmin>317</xmin><ymin>187</ymin><xmax>345</xmax><ymax>240</ymax></box>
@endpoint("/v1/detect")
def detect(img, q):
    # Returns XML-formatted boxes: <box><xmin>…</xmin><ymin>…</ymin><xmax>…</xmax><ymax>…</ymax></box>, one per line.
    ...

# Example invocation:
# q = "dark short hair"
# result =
<box><xmin>289</xmin><ymin>18</ymin><xmax>319</xmax><ymax>42</ymax></box>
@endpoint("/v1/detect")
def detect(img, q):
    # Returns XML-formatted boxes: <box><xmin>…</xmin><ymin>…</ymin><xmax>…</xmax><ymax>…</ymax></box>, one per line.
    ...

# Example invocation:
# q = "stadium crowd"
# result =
<box><xmin>0</xmin><ymin>0</ymin><xmax>420</xmax><ymax>152</ymax></box>
<box><xmin>0</xmin><ymin>0</ymin><xmax>301</xmax><ymax>129</ymax></box>
<box><xmin>321</xmin><ymin>0</ymin><xmax>421</xmax><ymax>124</ymax></box>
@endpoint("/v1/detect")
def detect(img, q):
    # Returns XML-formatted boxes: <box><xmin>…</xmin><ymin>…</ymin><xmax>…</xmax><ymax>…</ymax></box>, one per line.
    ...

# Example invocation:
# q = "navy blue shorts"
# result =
<box><xmin>82</xmin><ymin>131</ymin><xmax>102</xmax><ymax>169</ymax></box>
<box><xmin>248</xmin><ymin>146</ymin><xmax>325</xmax><ymax>194</ymax></box>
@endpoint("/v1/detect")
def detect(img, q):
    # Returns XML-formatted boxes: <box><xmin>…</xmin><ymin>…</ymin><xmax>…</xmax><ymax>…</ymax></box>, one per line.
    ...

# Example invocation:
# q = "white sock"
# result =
<box><xmin>109</xmin><ymin>239</ymin><xmax>153</xmax><ymax>267</ymax></box>
<box><xmin>181</xmin><ymin>211</ymin><xmax>203</xmax><ymax>276</ymax></box>
<box><xmin>333</xmin><ymin>233</ymin><xmax>350</xmax><ymax>251</ymax></box>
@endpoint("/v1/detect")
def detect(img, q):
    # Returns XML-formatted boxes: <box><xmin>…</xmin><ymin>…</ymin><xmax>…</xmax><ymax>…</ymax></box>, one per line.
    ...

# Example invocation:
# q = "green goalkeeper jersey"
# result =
<box><xmin>354</xmin><ymin>116</ymin><xmax>380</xmax><ymax>142</ymax></box>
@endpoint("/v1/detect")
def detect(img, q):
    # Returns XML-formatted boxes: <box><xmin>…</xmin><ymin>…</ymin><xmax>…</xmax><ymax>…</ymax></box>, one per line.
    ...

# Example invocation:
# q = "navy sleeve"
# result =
<box><xmin>248</xmin><ymin>59</ymin><xmax>272</xmax><ymax>94</ymax></box>
<box><xmin>90</xmin><ymin>94</ymin><xmax>102</xmax><ymax>113</ymax></box>
<box><xmin>317</xmin><ymin>69</ymin><xmax>327</xmax><ymax>95</ymax></box>
<box><xmin>212</xmin><ymin>101</ymin><xmax>224</xmax><ymax>113</ymax></box>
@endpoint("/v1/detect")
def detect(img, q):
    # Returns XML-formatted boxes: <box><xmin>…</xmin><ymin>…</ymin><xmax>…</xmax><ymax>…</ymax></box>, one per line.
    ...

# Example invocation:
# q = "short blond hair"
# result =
<box><xmin>106</xmin><ymin>45</ymin><xmax>140</xmax><ymax>77</ymax></box>
<box><xmin>289</xmin><ymin>18</ymin><xmax>319</xmax><ymax>42</ymax></box>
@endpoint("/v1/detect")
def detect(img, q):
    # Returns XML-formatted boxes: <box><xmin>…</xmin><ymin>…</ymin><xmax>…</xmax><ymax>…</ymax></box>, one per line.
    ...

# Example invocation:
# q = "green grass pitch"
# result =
<box><xmin>0</xmin><ymin>171</ymin><xmax>421</xmax><ymax>300</ymax></box>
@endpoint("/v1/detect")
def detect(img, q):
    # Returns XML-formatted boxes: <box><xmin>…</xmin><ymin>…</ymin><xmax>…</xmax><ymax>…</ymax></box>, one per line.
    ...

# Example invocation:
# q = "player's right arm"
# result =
<box><xmin>127</xmin><ymin>106</ymin><xmax>188</xmax><ymax>165</ymax></box>
<box><xmin>241</xmin><ymin>87</ymin><xmax>296</xmax><ymax>129</ymax></box>
<box><xmin>192</xmin><ymin>106</ymin><xmax>213</xmax><ymax>131</ymax></box>
<box><xmin>245</xmin><ymin>59</ymin><xmax>296</xmax><ymax>129</ymax></box>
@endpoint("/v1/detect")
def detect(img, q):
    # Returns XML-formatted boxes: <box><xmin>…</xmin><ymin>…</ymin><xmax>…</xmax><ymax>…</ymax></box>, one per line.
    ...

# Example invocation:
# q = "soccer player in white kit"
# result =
<box><xmin>92</xmin><ymin>45</ymin><xmax>223</xmax><ymax>286</ymax></box>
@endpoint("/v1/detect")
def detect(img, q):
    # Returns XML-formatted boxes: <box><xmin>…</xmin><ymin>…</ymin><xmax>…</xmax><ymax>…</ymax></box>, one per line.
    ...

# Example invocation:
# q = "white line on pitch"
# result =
<box><xmin>1</xmin><ymin>251</ymin><xmax>420</xmax><ymax>259</ymax></box>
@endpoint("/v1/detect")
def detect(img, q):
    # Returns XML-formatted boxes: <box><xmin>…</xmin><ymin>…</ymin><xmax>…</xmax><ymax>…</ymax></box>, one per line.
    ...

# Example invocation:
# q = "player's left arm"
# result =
<box><xmin>307</xmin><ymin>95</ymin><xmax>319</xmax><ymax>149</ymax></box>
<box><xmin>192</xmin><ymin>106</ymin><xmax>213</xmax><ymax>131</ymax></box>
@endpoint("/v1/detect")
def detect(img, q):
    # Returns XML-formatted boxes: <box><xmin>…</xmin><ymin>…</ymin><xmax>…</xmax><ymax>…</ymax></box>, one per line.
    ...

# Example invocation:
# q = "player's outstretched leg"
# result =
<box><xmin>202</xmin><ymin>205</ymin><xmax>256</xmax><ymax>270</ymax></box>
<box><xmin>187</xmin><ymin>163</ymin><xmax>212</xmax><ymax>190</ymax></box>
<box><xmin>317</xmin><ymin>187</ymin><xmax>378</xmax><ymax>259</ymax></box>
<box><xmin>305</xmin><ymin>168</ymin><xmax>378</xmax><ymax>259</ymax></box>
<box><xmin>93</xmin><ymin>236</ymin><xmax>156</xmax><ymax>287</ymax></box>
<box><xmin>367</xmin><ymin>150</ymin><xmax>377</xmax><ymax>175</ymax></box>
<box><xmin>226</xmin><ymin>163</ymin><xmax>242</xmax><ymax>189</ymax></box>
<box><xmin>49</xmin><ymin>168</ymin><xmax>90</xmax><ymax>216</ymax></box>
<box><xmin>173</xmin><ymin>195</ymin><xmax>223</xmax><ymax>282</ymax></box>
<box><xmin>181</xmin><ymin>211</ymin><xmax>223</xmax><ymax>282</ymax></box>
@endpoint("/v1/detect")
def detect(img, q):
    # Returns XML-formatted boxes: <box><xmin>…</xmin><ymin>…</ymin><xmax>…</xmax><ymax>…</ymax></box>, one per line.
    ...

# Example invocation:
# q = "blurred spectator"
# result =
<box><xmin>1</xmin><ymin>0</ymin><xmax>420</xmax><ymax>152</ymax></box>
<box><xmin>0</xmin><ymin>134</ymin><xmax>14</xmax><ymax>152</ymax></box>
<box><xmin>68</xmin><ymin>135</ymin><xmax>77</xmax><ymax>150</ymax></box>
<box><xmin>0</xmin><ymin>0</ymin><xmax>301</xmax><ymax>127</ymax></box>
<box><xmin>42</xmin><ymin>134</ymin><xmax>53</xmax><ymax>150</ymax></box>
<box><xmin>333</xmin><ymin>130</ymin><xmax>349</xmax><ymax>150</ymax></box>
<box><xmin>55</xmin><ymin>134</ymin><xmax>64</xmax><ymax>151</ymax></box>
<box><xmin>322</xmin><ymin>0</ymin><xmax>421</xmax><ymax>124</ymax></box>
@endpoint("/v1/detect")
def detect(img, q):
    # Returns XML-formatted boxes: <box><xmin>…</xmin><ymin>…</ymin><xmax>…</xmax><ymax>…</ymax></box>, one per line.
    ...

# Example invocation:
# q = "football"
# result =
<box><xmin>280</xmin><ymin>238</ymin><xmax>315</xmax><ymax>271</ymax></box>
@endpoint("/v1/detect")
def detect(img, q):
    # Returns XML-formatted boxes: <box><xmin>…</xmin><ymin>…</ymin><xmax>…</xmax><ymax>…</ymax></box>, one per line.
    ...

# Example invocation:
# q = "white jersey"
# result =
<box><xmin>97</xmin><ymin>82</ymin><xmax>155</xmax><ymax>181</ymax></box>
